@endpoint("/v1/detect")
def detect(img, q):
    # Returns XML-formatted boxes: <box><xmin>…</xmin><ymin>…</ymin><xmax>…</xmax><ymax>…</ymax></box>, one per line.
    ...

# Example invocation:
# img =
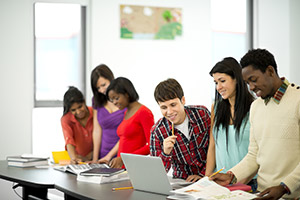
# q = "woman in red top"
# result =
<box><xmin>61</xmin><ymin>86</ymin><xmax>93</xmax><ymax>164</ymax></box>
<box><xmin>106</xmin><ymin>77</ymin><xmax>155</xmax><ymax>168</ymax></box>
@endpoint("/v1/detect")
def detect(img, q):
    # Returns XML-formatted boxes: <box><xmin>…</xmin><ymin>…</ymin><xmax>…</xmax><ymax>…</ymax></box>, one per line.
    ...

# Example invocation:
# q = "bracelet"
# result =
<box><xmin>280</xmin><ymin>182</ymin><xmax>291</xmax><ymax>195</ymax></box>
<box><xmin>227</xmin><ymin>171</ymin><xmax>237</xmax><ymax>185</ymax></box>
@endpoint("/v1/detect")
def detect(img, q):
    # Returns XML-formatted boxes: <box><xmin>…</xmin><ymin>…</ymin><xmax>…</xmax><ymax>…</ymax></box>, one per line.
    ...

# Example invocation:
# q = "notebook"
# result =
<box><xmin>51</xmin><ymin>151</ymin><xmax>71</xmax><ymax>164</ymax></box>
<box><xmin>121</xmin><ymin>153</ymin><xmax>189</xmax><ymax>195</ymax></box>
<box><xmin>80</xmin><ymin>167</ymin><xmax>125</xmax><ymax>177</ymax></box>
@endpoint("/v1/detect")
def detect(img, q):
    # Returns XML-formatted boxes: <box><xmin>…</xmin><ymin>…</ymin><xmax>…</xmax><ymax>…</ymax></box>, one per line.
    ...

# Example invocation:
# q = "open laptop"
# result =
<box><xmin>121</xmin><ymin>153</ymin><xmax>190</xmax><ymax>195</ymax></box>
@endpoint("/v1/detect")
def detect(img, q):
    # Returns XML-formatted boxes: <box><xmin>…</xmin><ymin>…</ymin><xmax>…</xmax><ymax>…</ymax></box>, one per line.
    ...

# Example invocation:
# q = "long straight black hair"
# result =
<box><xmin>91</xmin><ymin>64</ymin><xmax>114</xmax><ymax>108</ymax></box>
<box><xmin>209</xmin><ymin>57</ymin><xmax>254</xmax><ymax>147</ymax></box>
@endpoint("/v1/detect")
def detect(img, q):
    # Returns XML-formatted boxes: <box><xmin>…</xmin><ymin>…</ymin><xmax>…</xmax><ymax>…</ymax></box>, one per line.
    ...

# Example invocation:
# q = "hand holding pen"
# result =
<box><xmin>209</xmin><ymin>167</ymin><xmax>225</xmax><ymax>178</ymax></box>
<box><xmin>163</xmin><ymin>121</ymin><xmax>177</xmax><ymax>155</ymax></box>
<box><xmin>209</xmin><ymin>167</ymin><xmax>233</xmax><ymax>186</ymax></box>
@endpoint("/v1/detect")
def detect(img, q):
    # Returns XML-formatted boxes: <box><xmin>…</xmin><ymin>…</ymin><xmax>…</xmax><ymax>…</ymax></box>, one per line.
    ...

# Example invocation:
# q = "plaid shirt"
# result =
<box><xmin>150</xmin><ymin>105</ymin><xmax>210</xmax><ymax>179</ymax></box>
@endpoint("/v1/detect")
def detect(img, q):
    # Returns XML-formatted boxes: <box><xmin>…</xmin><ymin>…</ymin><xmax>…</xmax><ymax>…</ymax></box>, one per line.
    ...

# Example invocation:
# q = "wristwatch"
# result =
<box><xmin>280</xmin><ymin>182</ymin><xmax>291</xmax><ymax>195</ymax></box>
<box><xmin>227</xmin><ymin>171</ymin><xmax>237</xmax><ymax>185</ymax></box>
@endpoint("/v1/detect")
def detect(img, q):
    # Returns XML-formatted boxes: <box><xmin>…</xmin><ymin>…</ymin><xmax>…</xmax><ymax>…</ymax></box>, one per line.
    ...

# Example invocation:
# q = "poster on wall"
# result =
<box><xmin>120</xmin><ymin>5</ymin><xmax>182</xmax><ymax>40</ymax></box>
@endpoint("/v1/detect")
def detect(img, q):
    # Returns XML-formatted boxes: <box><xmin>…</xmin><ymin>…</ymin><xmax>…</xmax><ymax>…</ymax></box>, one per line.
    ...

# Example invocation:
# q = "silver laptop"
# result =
<box><xmin>121</xmin><ymin>153</ymin><xmax>189</xmax><ymax>195</ymax></box>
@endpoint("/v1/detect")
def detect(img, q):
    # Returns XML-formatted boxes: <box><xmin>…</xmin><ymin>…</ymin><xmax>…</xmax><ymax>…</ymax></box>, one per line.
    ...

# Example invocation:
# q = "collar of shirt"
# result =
<box><xmin>175</xmin><ymin>115</ymin><xmax>189</xmax><ymax>139</ymax></box>
<box><xmin>264</xmin><ymin>77</ymin><xmax>289</xmax><ymax>105</ymax></box>
<box><xmin>166</xmin><ymin>106</ymin><xmax>196</xmax><ymax>133</ymax></box>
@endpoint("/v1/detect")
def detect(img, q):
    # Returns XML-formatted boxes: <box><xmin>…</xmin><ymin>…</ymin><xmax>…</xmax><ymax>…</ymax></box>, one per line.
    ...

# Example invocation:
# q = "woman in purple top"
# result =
<box><xmin>90</xmin><ymin>64</ymin><xmax>125</xmax><ymax>164</ymax></box>
<box><xmin>96</xmin><ymin>106</ymin><xmax>124</xmax><ymax>158</ymax></box>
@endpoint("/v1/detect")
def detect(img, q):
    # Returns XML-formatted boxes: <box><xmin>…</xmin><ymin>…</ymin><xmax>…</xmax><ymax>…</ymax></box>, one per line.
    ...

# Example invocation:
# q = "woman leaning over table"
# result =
<box><xmin>205</xmin><ymin>57</ymin><xmax>257</xmax><ymax>191</ymax></box>
<box><xmin>106</xmin><ymin>77</ymin><xmax>155</xmax><ymax>168</ymax></box>
<box><xmin>90</xmin><ymin>64</ymin><xmax>126</xmax><ymax>164</ymax></box>
<box><xmin>61</xmin><ymin>86</ymin><xmax>93</xmax><ymax>164</ymax></box>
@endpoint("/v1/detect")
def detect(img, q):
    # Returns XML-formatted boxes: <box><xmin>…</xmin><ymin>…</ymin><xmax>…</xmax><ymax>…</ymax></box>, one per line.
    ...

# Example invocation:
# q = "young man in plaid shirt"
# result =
<box><xmin>150</xmin><ymin>78</ymin><xmax>210</xmax><ymax>182</ymax></box>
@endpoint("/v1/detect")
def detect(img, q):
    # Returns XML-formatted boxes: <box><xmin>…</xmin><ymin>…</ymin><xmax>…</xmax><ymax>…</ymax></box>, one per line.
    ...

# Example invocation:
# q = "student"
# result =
<box><xmin>206</xmin><ymin>57</ymin><xmax>256</xmax><ymax>190</ymax></box>
<box><xmin>211</xmin><ymin>49</ymin><xmax>300</xmax><ymax>199</ymax></box>
<box><xmin>61</xmin><ymin>86</ymin><xmax>93</xmax><ymax>164</ymax></box>
<box><xmin>150</xmin><ymin>78</ymin><xmax>210</xmax><ymax>182</ymax></box>
<box><xmin>90</xmin><ymin>64</ymin><xmax>125</xmax><ymax>164</ymax></box>
<box><xmin>106</xmin><ymin>77</ymin><xmax>155</xmax><ymax>168</ymax></box>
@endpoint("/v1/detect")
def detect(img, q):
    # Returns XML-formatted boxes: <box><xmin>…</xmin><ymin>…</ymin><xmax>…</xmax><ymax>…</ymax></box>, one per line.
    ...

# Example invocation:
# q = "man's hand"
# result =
<box><xmin>255</xmin><ymin>185</ymin><xmax>286</xmax><ymax>200</ymax></box>
<box><xmin>209</xmin><ymin>173</ymin><xmax>232</xmax><ymax>186</ymax></box>
<box><xmin>163</xmin><ymin>135</ymin><xmax>177</xmax><ymax>155</ymax></box>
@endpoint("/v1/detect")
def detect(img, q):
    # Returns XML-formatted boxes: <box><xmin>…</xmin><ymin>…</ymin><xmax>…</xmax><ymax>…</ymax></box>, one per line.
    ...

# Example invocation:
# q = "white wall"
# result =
<box><xmin>254</xmin><ymin>0</ymin><xmax>300</xmax><ymax>83</ymax></box>
<box><xmin>89</xmin><ymin>0</ymin><xmax>212</xmax><ymax>121</ymax></box>
<box><xmin>0</xmin><ymin>1</ymin><xmax>33</xmax><ymax>198</ymax></box>
<box><xmin>0</xmin><ymin>0</ymin><xmax>33</xmax><ymax>159</ymax></box>
<box><xmin>289</xmin><ymin>0</ymin><xmax>300</xmax><ymax>84</ymax></box>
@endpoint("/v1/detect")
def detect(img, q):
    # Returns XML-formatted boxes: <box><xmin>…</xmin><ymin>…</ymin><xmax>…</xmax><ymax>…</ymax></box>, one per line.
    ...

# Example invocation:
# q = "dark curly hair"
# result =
<box><xmin>240</xmin><ymin>49</ymin><xmax>278</xmax><ymax>75</ymax></box>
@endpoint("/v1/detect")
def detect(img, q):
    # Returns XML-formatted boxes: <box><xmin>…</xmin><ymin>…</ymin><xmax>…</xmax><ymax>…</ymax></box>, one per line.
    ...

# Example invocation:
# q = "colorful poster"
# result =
<box><xmin>120</xmin><ymin>5</ymin><xmax>182</xmax><ymax>40</ymax></box>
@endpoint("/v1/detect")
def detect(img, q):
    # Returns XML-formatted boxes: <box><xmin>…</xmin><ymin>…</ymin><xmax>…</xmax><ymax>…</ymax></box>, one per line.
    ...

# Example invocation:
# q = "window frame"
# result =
<box><xmin>33</xmin><ymin>1</ymin><xmax>88</xmax><ymax>108</ymax></box>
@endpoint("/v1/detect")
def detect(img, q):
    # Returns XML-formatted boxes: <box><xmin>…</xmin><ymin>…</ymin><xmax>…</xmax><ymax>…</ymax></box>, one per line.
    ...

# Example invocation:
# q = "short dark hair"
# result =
<box><xmin>106</xmin><ymin>77</ymin><xmax>139</xmax><ymax>102</ymax></box>
<box><xmin>240</xmin><ymin>49</ymin><xmax>278</xmax><ymax>74</ymax></box>
<box><xmin>154</xmin><ymin>78</ymin><xmax>184</xmax><ymax>103</ymax></box>
<box><xmin>63</xmin><ymin>86</ymin><xmax>85</xmax><ymax>116</ymax></box>
<box><xmin>91</xmin><ymin>64</ymin><xmax>114</xmax><ymax>108</ymax></box>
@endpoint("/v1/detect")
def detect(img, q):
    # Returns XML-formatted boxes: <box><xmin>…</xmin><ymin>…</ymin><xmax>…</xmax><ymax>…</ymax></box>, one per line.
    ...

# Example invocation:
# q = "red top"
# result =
<box><xmin>117</xmin><ymin>105</ymin><xmax>154</xmax><ymax>157</ymax></box>
<box><xmin>61</xmin><ymin>106</ymin><xmax>93</xmax><ymax>157</ymax></box>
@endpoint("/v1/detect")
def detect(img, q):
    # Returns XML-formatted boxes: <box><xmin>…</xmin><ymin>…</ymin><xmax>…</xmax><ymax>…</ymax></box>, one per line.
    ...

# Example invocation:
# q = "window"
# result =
<box><xmin>34</xmin><ymin>2</ymin><xmax>86</xmax><ymax>107</ymax></box>
<box><xmin>211</xmin><ymin>0</ymin><xmax>252</xmax><ymax>63</ymax></box>
<box><xmin>210</xmin><ymin>0</ymin><xmax>252</xmax><ymax>100</ymax></box>
<box><xmin>33</xmin><ymin>2</ymin><xmax>87</xmax><ymax>155</ymax></box>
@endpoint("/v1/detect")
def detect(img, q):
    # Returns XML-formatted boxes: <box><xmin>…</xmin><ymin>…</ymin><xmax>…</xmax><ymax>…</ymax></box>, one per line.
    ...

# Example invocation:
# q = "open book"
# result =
<box><xmin>168</xmin><ymin>177</ymin><xmax>257</xmax><ymax>200</ymax></box>
<box><xmin>53</xmin><ymin>163</ymin><xmax>109</xmax><ymax>175</ymax></box>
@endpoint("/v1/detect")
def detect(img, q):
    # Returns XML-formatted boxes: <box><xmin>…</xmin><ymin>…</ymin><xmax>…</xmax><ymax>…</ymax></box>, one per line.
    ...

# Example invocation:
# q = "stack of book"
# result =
<box><xmin>7</xmin><ymin>154</ymin><xmax>49</xmax><ymax>167</ymax></box>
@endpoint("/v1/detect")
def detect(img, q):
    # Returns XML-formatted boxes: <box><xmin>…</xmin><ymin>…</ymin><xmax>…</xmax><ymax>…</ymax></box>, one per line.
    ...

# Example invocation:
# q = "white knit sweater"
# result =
<box><xmin>231</xmin><ymin>83</ymin><xmax>300</xmax><ymax>198</ymax></box>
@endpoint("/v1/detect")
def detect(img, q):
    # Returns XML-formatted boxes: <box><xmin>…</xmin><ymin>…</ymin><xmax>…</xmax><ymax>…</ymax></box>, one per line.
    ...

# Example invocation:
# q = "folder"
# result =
<box><xmin>52</xmin><ymin>151</ymin><xmax>71</xmax><ymax>164</ymax></box>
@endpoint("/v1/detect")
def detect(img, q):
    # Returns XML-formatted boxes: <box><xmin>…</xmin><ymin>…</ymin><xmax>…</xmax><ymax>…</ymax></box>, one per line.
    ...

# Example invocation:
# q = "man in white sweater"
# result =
<box><xmin>211</xmin><ymin>49</ymin><xmax>300</xmax><ymax>199</ymax></box>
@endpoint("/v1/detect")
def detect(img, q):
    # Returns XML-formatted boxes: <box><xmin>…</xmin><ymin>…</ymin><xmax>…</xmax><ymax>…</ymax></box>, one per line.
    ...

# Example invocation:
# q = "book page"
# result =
<box><xmin>171</xmin><ymin>177</ymin><xmax>256</xmax><ymax>200</ymax></box>
<box><xmin>172</xmin><ymin>177</ymin><xmax>230</xmax><ymax>199</ymax></box>
<box><xmin>222</xmin><ymin>190</ymin><xmax>256</xmax><ymax>200</ymax></box>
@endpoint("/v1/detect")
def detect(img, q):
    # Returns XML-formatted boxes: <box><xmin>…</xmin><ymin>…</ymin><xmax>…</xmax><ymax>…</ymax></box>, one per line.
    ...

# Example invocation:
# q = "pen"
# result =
<box><xmin>209</xmin><ymin>167</ymin><xmax>225</xmax><ymax>178</ymax></box>
<box><xmin>172</xmin><ymin>122</ymin><xmax>174</xmax><ymax>136</ymax></box>
<box><xmin>112</xmin><ymin>186</ymin><xmax>133</xmax><ymax>191</ymax></box>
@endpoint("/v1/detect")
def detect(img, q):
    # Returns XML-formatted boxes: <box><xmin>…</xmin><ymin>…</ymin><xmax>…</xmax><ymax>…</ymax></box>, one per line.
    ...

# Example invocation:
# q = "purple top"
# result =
<box><xmin>96</xmin><ymin>106</ymin><xmax>125</xmax><ymax>158</ymax></box>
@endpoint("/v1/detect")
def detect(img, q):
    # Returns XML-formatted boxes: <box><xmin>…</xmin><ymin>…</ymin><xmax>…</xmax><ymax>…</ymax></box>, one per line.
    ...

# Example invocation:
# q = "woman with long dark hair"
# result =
<box><xmin>61</xmin><ymin>86</ymin><xmax>93</xmax><ymax>164</ymax></box>
<box><xmin>206</xmin><ymin>57</ymin><xmax>256</xmax><ymax>190</ymax></box>
<box><xmin>90</xmin><ymin>64</ymin><xmax>126</xmax><ymax>164</ymax></box>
